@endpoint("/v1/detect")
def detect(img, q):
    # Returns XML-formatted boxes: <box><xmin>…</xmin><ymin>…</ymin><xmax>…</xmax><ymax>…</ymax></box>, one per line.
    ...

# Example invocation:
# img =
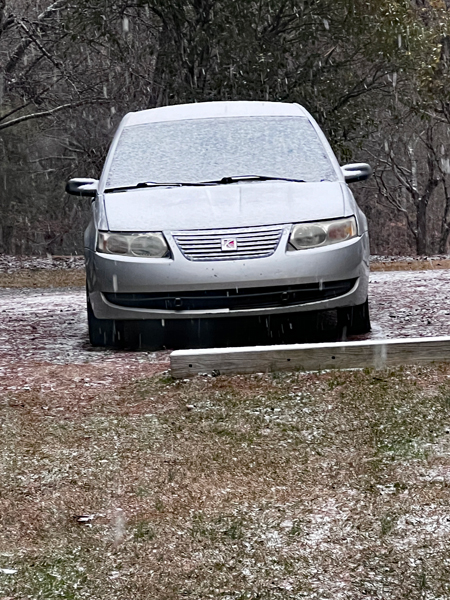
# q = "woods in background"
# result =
<box><xmin>1</xmin><ymin>0</ymin><xmax>450</xmax><ymax>255</ymax></box>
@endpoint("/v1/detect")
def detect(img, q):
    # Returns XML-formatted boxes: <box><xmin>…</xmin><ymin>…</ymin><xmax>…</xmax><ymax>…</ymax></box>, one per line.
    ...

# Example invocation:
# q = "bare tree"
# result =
<box><xmin>368</xmin><ymin>116</ymin><xmax>450</xmax><ymax>255</ymax></box>
<box><xmin>1</xmin><ymin>0</ymin><xmax>450</xmax><ymax>255</ymax></box>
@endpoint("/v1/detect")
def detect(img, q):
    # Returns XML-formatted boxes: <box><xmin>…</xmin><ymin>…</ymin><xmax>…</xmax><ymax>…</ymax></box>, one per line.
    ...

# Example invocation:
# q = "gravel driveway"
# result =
<box><xmin>1</xmin><ymin>269</ymin><xmax>449</xmax><ymax>392</ymax></box>
<box><xmin>368</xmin><ymin>269</ymin><xmax>450</xmax><ymax>339</ymax></box>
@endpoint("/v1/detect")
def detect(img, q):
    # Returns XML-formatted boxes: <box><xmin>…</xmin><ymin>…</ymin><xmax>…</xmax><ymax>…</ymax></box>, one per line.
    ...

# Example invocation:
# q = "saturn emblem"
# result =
<box><xmin>221</xmin><ymin>238</ymin><xmax>238</xmax><ymax>251</ymax></box>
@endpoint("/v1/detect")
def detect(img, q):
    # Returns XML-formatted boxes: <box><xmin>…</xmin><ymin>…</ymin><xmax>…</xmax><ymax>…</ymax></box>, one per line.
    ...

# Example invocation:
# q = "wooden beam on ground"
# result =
<box><xmin>170</xmin><ymin>336</ymin><xmax>450</xmax><ymax>378</ymax></box>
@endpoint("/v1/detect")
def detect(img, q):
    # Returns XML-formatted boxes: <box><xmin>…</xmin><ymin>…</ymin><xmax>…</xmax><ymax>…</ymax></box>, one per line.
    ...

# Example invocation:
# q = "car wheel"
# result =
<box><xmin>317</xmin><ymin>309</ymin><xmax>338</xmax><ymax>331</ymax></box>
<box><xmin>86</xmin><ymin>289</ymin><xmax>119</xmax><ymax>347</ymax></box>
<box><xmin>338</xmin><ymin>298</ymin><xmax>371</xmax><ymax>336</ymax></box>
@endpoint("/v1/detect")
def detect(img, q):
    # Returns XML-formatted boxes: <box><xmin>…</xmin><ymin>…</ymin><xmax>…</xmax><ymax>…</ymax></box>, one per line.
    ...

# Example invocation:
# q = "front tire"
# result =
<box><xmin>338</xmin><ymin>298</ymin><xmax>371</xmax><ymax>336</ymax></box>
<box><xmin>87</xmin><ymin>290</ymin><xmax>119</xmax><ymax>347</ymax></box>
<box><xmin>86</xmin><ymin>288</ymin><xmax>165</xmax><ymax>349</ymax></box>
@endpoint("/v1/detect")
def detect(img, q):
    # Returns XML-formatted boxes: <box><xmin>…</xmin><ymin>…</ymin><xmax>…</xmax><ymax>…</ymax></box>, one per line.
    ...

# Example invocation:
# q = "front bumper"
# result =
<box><xmin>86</xmin><ymin>229</ymin><xmax>369</xmax><ymax>320</ymax></box>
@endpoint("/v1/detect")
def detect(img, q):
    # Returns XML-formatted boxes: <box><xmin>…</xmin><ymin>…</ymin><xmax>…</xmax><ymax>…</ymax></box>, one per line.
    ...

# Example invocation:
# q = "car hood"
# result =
<box><xmin>103</xmin><ymin>181</ymin><xmax>348</xmax><ymax>231</ymax></box>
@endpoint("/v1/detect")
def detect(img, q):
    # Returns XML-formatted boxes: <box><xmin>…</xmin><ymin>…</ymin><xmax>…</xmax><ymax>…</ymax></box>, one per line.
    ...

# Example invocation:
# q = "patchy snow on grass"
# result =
<box><xmin>394</xmin><ymin>504</ymin><xmax>450</xmax><ymax>551</ymax></box>
<box><xmin>0</xmin><ymin>255</ymin><xmax>84</xmax><ymax>273</ymax></box>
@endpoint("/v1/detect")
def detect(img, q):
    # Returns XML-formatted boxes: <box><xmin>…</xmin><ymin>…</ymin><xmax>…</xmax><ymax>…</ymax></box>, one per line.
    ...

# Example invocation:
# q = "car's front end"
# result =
<box><xmin>86</xmin><ymin>188</ymin><xmax>369</xmax><ymax>326</ymax></box>
<box><xmin>69</xmin><ymin>101</ymin><xmax>371</xmax><ymax>348</ymax></box>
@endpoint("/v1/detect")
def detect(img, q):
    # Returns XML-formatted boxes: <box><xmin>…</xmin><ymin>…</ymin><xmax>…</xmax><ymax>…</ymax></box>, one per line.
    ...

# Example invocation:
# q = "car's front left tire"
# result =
<box><xmin>86</xmin><ymin>288</ymin><xmax>166</xmax><ymax>349</ymax></box>
<box><xmin>87</xmin><ymin>289</ymin><xmax>119</xmax><ymax>347</ymax></box>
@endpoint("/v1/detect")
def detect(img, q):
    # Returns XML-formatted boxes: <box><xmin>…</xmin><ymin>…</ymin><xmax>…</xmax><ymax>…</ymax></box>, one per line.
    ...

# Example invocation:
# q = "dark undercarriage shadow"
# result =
<box><xmin>98</xmin><ymin>309</ymin><xmax>367</xmax><ymax>351</ymax></box>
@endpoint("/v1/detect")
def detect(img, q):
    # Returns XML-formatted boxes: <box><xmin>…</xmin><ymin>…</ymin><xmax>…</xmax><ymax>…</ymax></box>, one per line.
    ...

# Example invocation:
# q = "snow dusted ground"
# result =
<box><xmin>368</xmin><ymin>269</ymin><xmax>450</xmax><ymax>339</ymax></box>
<box><xmin>0</xmin><ymin>269</ymin><xmax>449</xmax><ymax>368</ymax></box>
<box><xmin>0</xmin><ymin>287</ymin><xmax>160</xmax><ymax>365</ymax></box>
<box><xmin>0</xmin><ymin>268</ymin><xmax>449</xmax><ymax>393</ymax></box>
<box><xmin>0</xmin><ymin>287</ymin><xmax>170</xmax><ymax>394</ymax></box>
<box><xmin>370</xmin><ymin>253</ymin><xmax>450</xmax><ymax>263</ymax></box>
<box><xmin>0</xmin><ymin>254</ymin><xmax>85</xmax><ymax>272</ymax></box>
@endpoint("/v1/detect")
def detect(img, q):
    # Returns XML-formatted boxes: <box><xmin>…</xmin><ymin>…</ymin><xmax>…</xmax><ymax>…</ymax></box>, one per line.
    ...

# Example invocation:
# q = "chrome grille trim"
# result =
<box><xmin>172</xmin><ymin>225</ymin><xmax>285</xmax><ymax>261</ymax></box>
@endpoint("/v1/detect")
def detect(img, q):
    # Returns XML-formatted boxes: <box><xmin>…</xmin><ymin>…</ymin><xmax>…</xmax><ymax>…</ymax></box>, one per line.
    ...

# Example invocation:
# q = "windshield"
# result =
<box><xmin>105</xmin><ymin>116</ymin><xmax>338</xmax><ymax>189</ymax></box>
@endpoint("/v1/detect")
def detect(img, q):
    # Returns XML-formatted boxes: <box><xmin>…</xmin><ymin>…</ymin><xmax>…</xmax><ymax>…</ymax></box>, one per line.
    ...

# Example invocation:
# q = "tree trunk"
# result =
<box><xmin>416</xmin><ymin>129</ymin><xmax>440</xmax><ymax>255</ymax></box>
<box><xmin>416</xmin><ymin>198</ymin><xmax>428</xmax><ymax>255</ymax></box>
<box><xmin>439</xmin><ymin>225</ymin><xmax>450</xmax><ymax>254</ymax></box>
<box><xmin>439</xmin><ymin>179</ymin><xmax>450</xmax><ymax>253</ymax></box>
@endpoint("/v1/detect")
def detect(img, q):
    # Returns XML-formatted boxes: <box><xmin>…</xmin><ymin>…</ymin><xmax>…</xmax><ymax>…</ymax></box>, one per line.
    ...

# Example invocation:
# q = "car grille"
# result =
<box><xmin>172</xmin><ymin>225</ymin><xmax>284</xmax><ymax>261</ymax></box>
<box><xmin>104</xmin><ymin>279</ymin><xmax>356</xmax><ymax>312</ymax></box>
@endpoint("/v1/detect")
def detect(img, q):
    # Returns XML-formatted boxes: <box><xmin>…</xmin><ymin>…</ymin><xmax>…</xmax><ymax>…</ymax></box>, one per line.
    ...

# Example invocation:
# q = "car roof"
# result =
<box><xmin>122</xmin><ymin>101</ymin><xmax>308</xmax><ymax>126</ymax></box>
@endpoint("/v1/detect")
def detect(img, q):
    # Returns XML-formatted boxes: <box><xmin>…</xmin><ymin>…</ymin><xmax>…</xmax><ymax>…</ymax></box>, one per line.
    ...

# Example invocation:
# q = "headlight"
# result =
<box><xmin>97</xmin><ymin>232</ymin><xmax>170</xmax><ymax>258</ymax></box>
<box><xmin>288</xmin><ymin>216</ymin><xmax>357</xmax><ymax>250</ymax></box>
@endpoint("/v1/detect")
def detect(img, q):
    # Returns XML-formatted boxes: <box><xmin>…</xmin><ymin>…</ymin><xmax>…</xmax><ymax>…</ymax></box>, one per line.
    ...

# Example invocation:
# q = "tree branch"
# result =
<box><xmin>372</xmin><ymin>161</ymin><xmax>418</xmax><ymax>239</ymax></box>
<box><xmin>0</xmin><ymin>0</ymin><xmax>15</xmax><ymax>36</ymax></box>
<box><xmin>0</xmin><ymin>99</ymin><xmax>108</xmax><ymax>132</ymax></box>
<box><xmin>5</xmin><ymin>0</ymin><xmax>69</xmax><ymax>74</ymax></box>
<box><xmin>0</xmin><ymin>73</ymin><xmax>69</xmax><ymax>123</ymax></box>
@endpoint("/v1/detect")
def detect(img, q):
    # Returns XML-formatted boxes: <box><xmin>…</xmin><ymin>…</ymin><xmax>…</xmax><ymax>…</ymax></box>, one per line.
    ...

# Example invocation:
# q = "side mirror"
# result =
<box><xmin>66</xmin><ymin>178</ymin><xmax>99</xmax><ymax>197</ymax></box>
<box><xmin>341</xmin><ymin>163</ymin><xmax>372</xmax><ymax>184</ymax></box>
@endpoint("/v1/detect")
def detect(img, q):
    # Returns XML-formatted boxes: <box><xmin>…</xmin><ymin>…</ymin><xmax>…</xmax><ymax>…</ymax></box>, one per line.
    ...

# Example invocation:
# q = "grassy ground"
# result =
<box><xmin>370</xmin><ymin>258</ymin><xmax>450</xmax><ymax>271</ymax></box>
<box><xmin>2</xmin><ymin>365</ymin><xmax>450</xmax><ymax>599</ymax></box>
<box><xmin>0</xmin><ymin>270</ymin><xmax>85</xmax><ymax>288</ymax></box>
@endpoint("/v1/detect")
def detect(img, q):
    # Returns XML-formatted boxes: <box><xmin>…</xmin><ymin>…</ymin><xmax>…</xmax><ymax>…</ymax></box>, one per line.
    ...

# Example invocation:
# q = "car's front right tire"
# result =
<box><xmin>338</xmin><ymin>298</ymin><xmax>371</xmax><ymax>336</ymax></box>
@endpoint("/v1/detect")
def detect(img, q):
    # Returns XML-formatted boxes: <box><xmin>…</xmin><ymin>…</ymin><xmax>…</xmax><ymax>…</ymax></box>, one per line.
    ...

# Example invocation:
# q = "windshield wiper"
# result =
<box><xmin>105</xmin><ymin>175</ymin><xmax>307</xmax><ymax>193</ymax></box>
<box><xmin>198</xmin><ymin>175</ymin><xmax>306</xmax><ymax>184</ymax></box>
<box><xmin>104</xmin><ymin>181</ymin><xmax>206</xmax><ymax>193</ymax></box>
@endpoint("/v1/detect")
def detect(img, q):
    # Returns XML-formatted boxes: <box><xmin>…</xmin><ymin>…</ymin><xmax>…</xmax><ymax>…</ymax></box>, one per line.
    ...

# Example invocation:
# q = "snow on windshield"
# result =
<box><xmin>105</xmin><ymin>116</ymin><xmax>338</xmax><ymax>188</ymax></box>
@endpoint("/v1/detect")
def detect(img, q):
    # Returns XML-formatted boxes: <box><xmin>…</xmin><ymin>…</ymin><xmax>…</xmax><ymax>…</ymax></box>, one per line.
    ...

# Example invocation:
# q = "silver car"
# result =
<box><xmin>66</xmin><ymin>101</ymin><xmax>372</xmax><ymax>349</ymax></box>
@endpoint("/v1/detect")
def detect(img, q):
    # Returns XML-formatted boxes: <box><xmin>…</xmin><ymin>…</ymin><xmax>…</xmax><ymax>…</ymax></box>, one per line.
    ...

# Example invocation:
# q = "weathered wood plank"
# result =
<box><xmin>170</xmin><ymin>336</ymin><xmax>450</xmax><ymax>378</ymax></box>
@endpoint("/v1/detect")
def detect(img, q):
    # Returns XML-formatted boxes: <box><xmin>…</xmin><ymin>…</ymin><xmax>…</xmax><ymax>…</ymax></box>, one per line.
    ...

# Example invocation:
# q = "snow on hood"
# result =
<box><xmin>103</xmin><ymin>181</ymin><xmax>348</xmax><ymax>231</ymax></box>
